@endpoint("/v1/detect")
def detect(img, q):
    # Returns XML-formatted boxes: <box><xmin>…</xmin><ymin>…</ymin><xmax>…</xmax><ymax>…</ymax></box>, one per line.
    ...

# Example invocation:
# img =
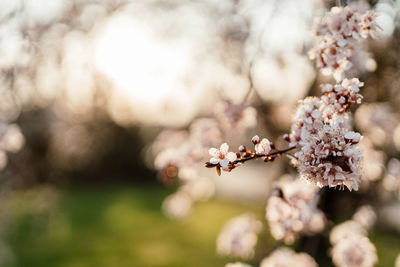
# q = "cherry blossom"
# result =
<box><xmin>254</xmin><ymin>137</ymin><xmax>273</xmax><ymax>155</ymax></box>
<box><xmin>266</xmin><ymin>178</ymin><xmax>325</xmax><ymax>244</ymax></box>
<box><xmin>208</xmin><ymin>143</ymin><xmax>237</xmax><ymax>169</ymax></box>
<box><xmin>216</xmin><ymin>213</ymin><xmax>262</xmax><ymax>259</ymax></box>
<box><xmin>309</xmin><ymin>5</ymin><xmax>378</xmax><ymax>81</ymax></box>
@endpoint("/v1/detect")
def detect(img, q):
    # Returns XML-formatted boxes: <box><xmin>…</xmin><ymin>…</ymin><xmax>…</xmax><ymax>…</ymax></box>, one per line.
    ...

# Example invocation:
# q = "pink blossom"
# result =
<box><xmin>255</xmin><ymin>138</ymin><xmax>272</xmax><ymax>155</ymax></box>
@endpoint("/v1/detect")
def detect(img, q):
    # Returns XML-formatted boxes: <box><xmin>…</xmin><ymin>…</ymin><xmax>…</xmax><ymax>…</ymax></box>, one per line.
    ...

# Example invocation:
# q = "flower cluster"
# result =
<box><xmin>309</xmin><ymin>4</ymin><xmax>378</xmax><ymax>81</ymax></box>
<box><xmin>284</xmin><ymin>78</ymin><xmax>364</xmax><ymax>191</ymax></box>
<box><xmin>216</xmin><ymin>213</ymin><xmax>262</xmax><ymax>259</ymax></box>
<box><xmin>330</xmin><ymin>216</ymin><xmax>377</xmax><ymax>267</ymax></box>
<box><xmin>266</xmin><ymin>178</ymin><xmax>325</xmax><ymax>244</ymax></box>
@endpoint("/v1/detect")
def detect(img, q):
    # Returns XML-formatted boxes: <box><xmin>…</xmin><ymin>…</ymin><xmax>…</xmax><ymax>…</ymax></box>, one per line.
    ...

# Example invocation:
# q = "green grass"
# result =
<box><xmin>4</xmin><ymin>185</ymin><xmax>400</xmax><ymax>267</ymax></box>
<box><xmin>6</xmin><ymin>185</ymin><xmax>264</xmax><ymax>267</ymax></box>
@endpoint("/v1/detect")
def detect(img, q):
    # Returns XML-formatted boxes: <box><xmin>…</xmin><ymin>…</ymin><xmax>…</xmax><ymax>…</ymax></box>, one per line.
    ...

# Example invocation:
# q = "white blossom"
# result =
<box><xmin>209</xmin><ymin>143</ymin><xmax>237</xmax><ymax>169</ymax></box>
<box><xmin>309</xmin><ymin>4</ymin><xmax>378</xmax><ymax>81</ymax></box>
<box><xmin>331</xmin><ymin>234</ymin><xmax>377</xmax><ymax>267</ymax></box>
<box><xmin>352</xmin><ymin>205</ymin><xmax>376</xmax><ymax>231</ymax></box>
<box><xmin>162</xmin><ymin>191</ymin><xmax>192</xmax><ymax>219</ymax></box>
<box><xmin>216</xmin><ymin>213</ymin><xmax>262</xmax><ymax>259</ymax></box>
<box><xmin>286</xmin><ymin>80</ymin><xmax>364</xmax><ymax>191</ymax></box>
<box><xmin>266</xmin><ymin>178</ymin><xmax>325</xmax><ymax>244</ymax></box>
<box><xmin>255</xmin><ymin>138</ymin><xmax>272</xmax><ymax>155</ymax></box>
<box><xmin>330</xmin><ymin>220</ymin><xmax>377</xmax><ymax>267</ymax></box>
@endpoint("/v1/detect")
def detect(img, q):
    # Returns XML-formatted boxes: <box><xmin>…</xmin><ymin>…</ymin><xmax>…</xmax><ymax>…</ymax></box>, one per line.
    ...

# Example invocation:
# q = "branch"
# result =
<box><xmin>205</xmin><ymin>146</ymin><xmax>297</xmax><ymax>175</ymax></box>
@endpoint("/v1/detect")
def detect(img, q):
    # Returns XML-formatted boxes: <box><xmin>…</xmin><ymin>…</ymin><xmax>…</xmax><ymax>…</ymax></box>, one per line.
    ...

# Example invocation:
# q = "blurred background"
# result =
<box><xmin>0</xmin><ymin>0</ymin><xmax>400</xmax><ymax>266</ymax></box>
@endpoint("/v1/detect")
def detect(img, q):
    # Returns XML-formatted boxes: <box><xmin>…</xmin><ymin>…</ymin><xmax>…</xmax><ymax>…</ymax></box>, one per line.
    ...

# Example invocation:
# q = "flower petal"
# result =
<box><xmin>226</xmin><ymin>152</ymin><xmax>237</xmax><ymax>162</ymax></box>
<box><xmin>220</xmin><ymin>143</ymin><xmax>229</xmax><ymax>154</ymax></box>
<box><xmin>208</xmin><ymin>147</ymin><xmax>219</xmax><ymax>157</ymax></box>
<box><xmin>220</xmin><ymin>158</ymin><xmax>229</xmax><ymax>168</ymax></box>
<box><xmin>210</xmin><ymin>157</ymin><xmax>219</xmax><ymax>164</ymax></box>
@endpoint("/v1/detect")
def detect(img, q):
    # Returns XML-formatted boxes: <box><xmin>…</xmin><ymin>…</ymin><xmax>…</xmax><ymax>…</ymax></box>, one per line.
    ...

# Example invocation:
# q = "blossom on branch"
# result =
<box><xmin>253</xmin><ymin>135</ymin><xmax>273</xmax><ymax>155</ymax></box>
<box><xmin>285</xmin><ymin>79</ymin><xmax>363</xmax><ymax>191</ymax></box>
<box><xmin>208</xmin><ymin>143</ymin><xmax>237</xmax><ymax>170</ymax></box>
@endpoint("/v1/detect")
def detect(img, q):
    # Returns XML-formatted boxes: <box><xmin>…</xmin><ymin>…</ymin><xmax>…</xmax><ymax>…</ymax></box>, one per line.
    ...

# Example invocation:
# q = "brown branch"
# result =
<box><xmin>205</xmin><ymin>146</ymin><xmax>297</xmax><ymax>175</ymax></box>
<box><xmin>233</xmin><ymin>146</ymin><xmax>297</xmax><ymax>164</ymax></box>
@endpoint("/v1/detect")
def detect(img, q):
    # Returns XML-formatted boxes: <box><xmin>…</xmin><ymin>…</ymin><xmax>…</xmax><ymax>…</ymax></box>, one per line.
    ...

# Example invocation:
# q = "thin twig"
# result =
<box><xmin>243</xmin><ymin>61</ymin><xmax>255</xmax><ymax>102</ymax></box>
<box><xmin>205</xmin><ymin>146</ymin><xmax>297</xmax><ymax>171</ymax></box>
<box><xmin>233</xmin><ymin>146</ymin><xmax>297</xmax><ymax>164</ymax></box>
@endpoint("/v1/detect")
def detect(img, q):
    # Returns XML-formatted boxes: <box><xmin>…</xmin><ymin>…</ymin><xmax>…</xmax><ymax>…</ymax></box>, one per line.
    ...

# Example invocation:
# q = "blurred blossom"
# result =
<box><xmin>189</xmin><ymin>118</ymin><xmax>222</xmax><ymax>148</ymax></box>
<box><xmin>152</xmin><ymin>117</ymin><xmax>223</xmax><ymax>216</ymax></box>
<box><xmin>61</xmin><ymin>31</ymin><xmax>96</xmax><ymax>115</ymax></box>
<box><xmin>0</xmin><ymin>124</ymin><xmax>25</xmax><ymax>153</ymax></box>
<box><xmin>162</xmin><ymin>191</ymin><xmax>192</xmax><ymax>219</ymax></box>
<box><xmin>394</xmin><ymin>124</ymin><xmax>400</xmax><ymax>151</ymax></box>
<box><xmin>355</xmin><ymin>103</ymin><xmax>399</xmax><ymax>148</ymax></box>
<box><xmin>214</xmin><ymin>100</ymin><xmax>257</xmax><ymax>131</ymax></box>
<box><xmin>152</xmin><ymin>130</ymin><xmax>189</xmax><ymax>156</ymax></box>
<box><xmin>238</xmin><ymin>0</ymin><xmax>319</xmax><ymax>103</ymax></box>
<box><xmin>240</xmin><ymin>0</ymin><xmax>319</xmax><ymax>54</ymax></box>
<box><xmin>396</xmin><ymin>254</ymin><xmax>400</xmax><ymax>267</ymax></box>
<box><xmin>252</xmin><ymin>53</ymin><xmax>315</xmax><ymax>103</ymax></box>
<box><xmin>383</xmin><ymin>158</ymin><xmax>400</xmax><ymax>199</ymax></box>
<box><xmin>330</xmin><ymin>220</ymin><xmax>377</xmax><ymax>267</ymax></box>
<box><xmin>352</xmin><ymin>205</ymin><xmax>377</xmax><ymax>231</ymax></box>
<box><xmin>0</xmin><ymin>88</ymin><xmax>21</xmax><ymax>122</ymax></box>
<box><xmin>359</xmin><ymin>137</ymin><xmax>385</xmax><ymax>182</ymax></box>
<box><xmin>259</xmin><ymin>247</ymin><xmax>317</xmax><ymax>267</ymax></box>
<box><xmin>0</xmin><ymin>123</ymin><xmax>25</xmax><ymax>170</ymax></box>
<box><xmin>21</xmin><ymin>0</ymin><xmax>72</xmax><ymax>26</ymax></box>
<box><xmin>330</xmin><ymin>221</ymin><xmax>367</xmax><ymax>245</ymax></box>
<box><xmin>331</xmin><ymin>234</ymin><xmax>377</xmax><ymax>267</ymax></box>
<box><xmin>374</xmin><ymin>0</ymin><xmax>397</xmax><ymax>37</ymax></box>
<box><xmin>180</xmin><ymin>177</ymin><xmax>215</xmax><ymax>202</ymax></box>
<box><xmin>79</xmin><ymin>4</ymin><xmax>108</xmax><ymax>31</ymax></box>
<box><xmin>331</xmin><ymin>235</ymin><xmax>377</xmax><ymax>267</ymax></box>
<box><xmin>216</xmin><ymin>213</ymin><xmax>262</xmax><ymax>259</ymax></box>
<box><xmin>266</xmin><ymin>177</ymin><xmax>325</xmax><ymax>244</ymax></box>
